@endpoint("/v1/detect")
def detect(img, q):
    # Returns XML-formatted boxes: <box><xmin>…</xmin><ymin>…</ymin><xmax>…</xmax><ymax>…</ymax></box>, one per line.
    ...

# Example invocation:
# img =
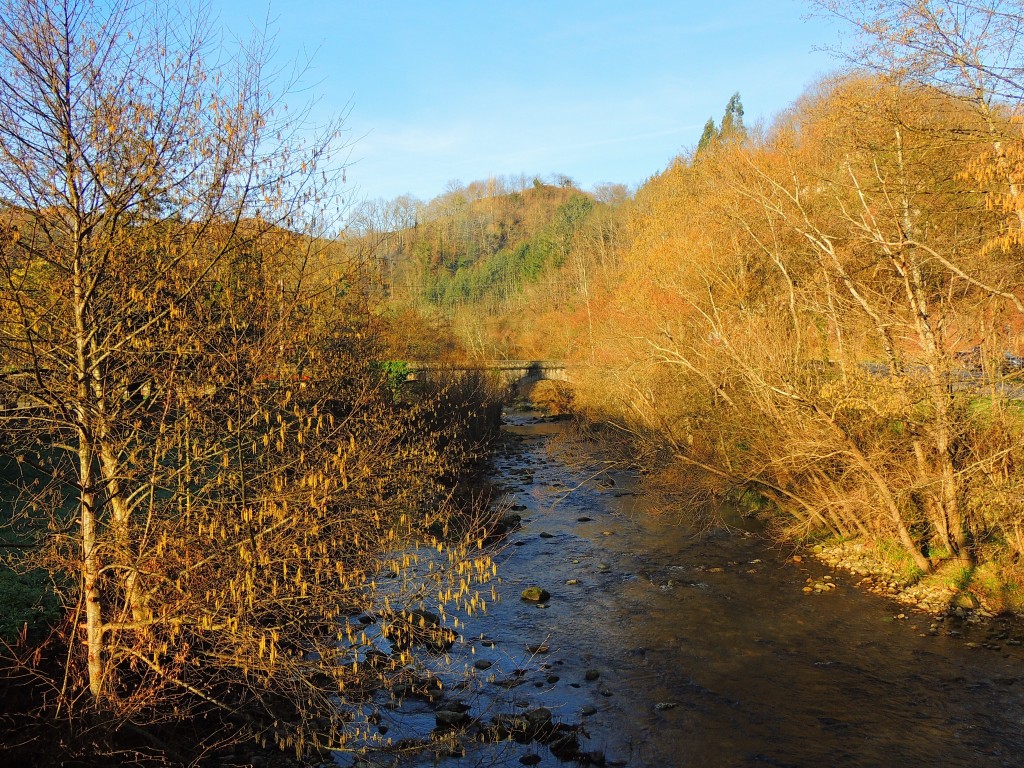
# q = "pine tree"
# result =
<box><xmin>696</xmin><ymin>117</ymin><xmax>719</xmax><ymax>154</ymax></box>
<box><xmin>720</xmin><ymin>92</ymin><xmax>745</xmax><ymax>139</ymax></box>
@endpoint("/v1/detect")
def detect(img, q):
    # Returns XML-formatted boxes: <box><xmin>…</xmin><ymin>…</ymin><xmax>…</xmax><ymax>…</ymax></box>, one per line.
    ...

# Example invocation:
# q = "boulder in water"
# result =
<box><xmin>521</xmin><ymin>586</ymin><xmax>550</xmax><ymax>602</ymax></box>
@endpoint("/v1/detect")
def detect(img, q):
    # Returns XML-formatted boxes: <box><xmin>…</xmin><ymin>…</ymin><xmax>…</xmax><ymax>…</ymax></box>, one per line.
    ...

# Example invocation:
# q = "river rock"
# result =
<box><xmin>494</xmin><ymin>513</ymin><xmax>523</xmax><ymax>534</ymax></box>
<box><xmin>434</xmin><ymin>707</ymin><xmax>470</xmax><ymax>729</ymax></box>
<box><xmin>522</xmin><ymin>707</ymin><xmax>555</xmax><ymax>740</ymax></box>
<box><xmin>474</xmin><ymin>659</ymin><xmax>493</xmax><ymax>670</ymax></box>
<box><xmin>540</xmin><ymin>531</ymin><xmax>555</xmax><ymax>539</ymax></box>
<box><xmin>519</xmin><ymin>755</ymin><xmax>541</xmax><ymax>766</ymax></box>
<box><xmin>544</xmin><ymin>727</ymin><xmax>582</xmax><ymax>760</ymax></box>
<box><xmin>654</xmin><ymin>701</ymin><xmax>678</xmax><ymax>711</ymax></box>
<box><xmin>952</xmin><ymin>591</ymin><xmax>980</xmax><ymax>610</ymax></box>
<box><xmin>521</xmin><ymin>587</ymin><xmax>550</xmax><ymax>602</ymax></box>
<box><xmin>491</xmin><ymin>713</ymin><xmax>529</xmax><ymax>742</ymax></box>
<box><xmin>525</xmin><ymin>706</ymin><xmax>552</xmax><ymax>725</ymax></box>
<box><xmin>392</xmin><ymin>674</ymin><xmax>443</xmax><ymax>703</ymax></box>
<box><xmin>581</xmin><ymin>705</ymin><xmax>597</xmax><ymax>716</ymax></box>
<box><xmin>584</xmin><ymin>669</ymin><xmax>600</xmax><ymax>681</ymax></box>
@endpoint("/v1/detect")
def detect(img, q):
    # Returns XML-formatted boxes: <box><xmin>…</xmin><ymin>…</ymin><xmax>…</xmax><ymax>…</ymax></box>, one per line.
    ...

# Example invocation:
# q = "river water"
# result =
<box><xmin>362</xmin><ymin>410</ymin><xmax>1024</xmax><ymax>768</ymax></box>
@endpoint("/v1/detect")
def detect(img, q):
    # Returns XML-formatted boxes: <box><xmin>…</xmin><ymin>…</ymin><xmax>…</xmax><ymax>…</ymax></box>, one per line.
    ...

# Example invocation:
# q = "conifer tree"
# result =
<box><xmin>697</xmin><ymin>117</ymin><xmax>719</xmax><ymax>154</ymax></box>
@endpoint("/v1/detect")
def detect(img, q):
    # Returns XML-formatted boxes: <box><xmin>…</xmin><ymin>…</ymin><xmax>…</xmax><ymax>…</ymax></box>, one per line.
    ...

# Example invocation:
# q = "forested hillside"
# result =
<box><xmin>350</xmin><ymin>177</ymin><xmax>630</xmax><ymax>359</ymax></box>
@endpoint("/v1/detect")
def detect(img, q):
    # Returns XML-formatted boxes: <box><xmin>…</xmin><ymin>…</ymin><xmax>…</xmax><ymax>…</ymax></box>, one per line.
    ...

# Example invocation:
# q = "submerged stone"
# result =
<box><xmin>521</xmin><ymin>586</ymin><xmax>551</xmax><ymax>602</ymax></box>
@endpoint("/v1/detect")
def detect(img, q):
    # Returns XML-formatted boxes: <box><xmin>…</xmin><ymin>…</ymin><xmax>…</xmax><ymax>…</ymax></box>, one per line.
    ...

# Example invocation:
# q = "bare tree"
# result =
<box><xmin>0</xmin><ymin>0</ymin><xmax>495</xmax><ymax>756</ymax></box>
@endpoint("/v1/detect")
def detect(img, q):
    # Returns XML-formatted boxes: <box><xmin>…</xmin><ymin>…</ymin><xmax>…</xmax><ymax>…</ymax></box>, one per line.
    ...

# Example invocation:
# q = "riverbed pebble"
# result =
<box><xmin>812</xmin><ymin>538</ymin><xmax>965</xmax><ymax>615</ymax></box>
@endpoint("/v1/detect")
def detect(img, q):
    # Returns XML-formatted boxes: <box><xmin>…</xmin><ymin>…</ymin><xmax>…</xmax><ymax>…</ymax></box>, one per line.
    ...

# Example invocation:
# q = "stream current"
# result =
<box><xmin>370</xmin><ymin>410</ymin><xmax>1024</xmax><ymax>768</ymax></box>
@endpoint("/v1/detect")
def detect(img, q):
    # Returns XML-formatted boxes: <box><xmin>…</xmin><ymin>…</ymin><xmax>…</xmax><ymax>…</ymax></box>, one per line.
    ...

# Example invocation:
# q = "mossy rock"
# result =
<box><xmin>520</xmin><ymin>586</ymin><xmax>550</xmax><ymax>602</ymax></box>
<box><xmin>951</xmin><ymin>591</ymin><xmax>981</xmax><ymax>610</ymax></box>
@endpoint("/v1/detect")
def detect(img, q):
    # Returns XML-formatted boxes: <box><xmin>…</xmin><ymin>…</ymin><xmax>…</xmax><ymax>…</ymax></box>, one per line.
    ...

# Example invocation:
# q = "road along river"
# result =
<box><xmin>353</xmin><ymin>409</ymin><xmax>1024</xmax><ymax>768</ymax></box>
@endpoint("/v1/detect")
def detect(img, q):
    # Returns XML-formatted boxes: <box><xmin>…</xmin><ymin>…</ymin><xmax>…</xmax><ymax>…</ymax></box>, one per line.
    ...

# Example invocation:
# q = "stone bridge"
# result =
<box><xmin>405</xmin><ymin>360</ymin><xmax>567</xmax><ymax>388</ymax></box>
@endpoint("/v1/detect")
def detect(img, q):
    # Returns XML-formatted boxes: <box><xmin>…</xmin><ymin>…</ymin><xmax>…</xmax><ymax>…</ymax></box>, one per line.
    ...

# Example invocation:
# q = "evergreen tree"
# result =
<box><xmin>696</xmin><ymin>117</ymin><xmax>719</xmax><ymax>154</ymax></box>
<box><xmin>720</xmin><ymin>92</ymin><xmax>746</xmax><ymax>139</ymax></box>
<box><xmin>696</xmin><ymin>93</ymin><xmax>745</xmax><ymax>156</ymax></box>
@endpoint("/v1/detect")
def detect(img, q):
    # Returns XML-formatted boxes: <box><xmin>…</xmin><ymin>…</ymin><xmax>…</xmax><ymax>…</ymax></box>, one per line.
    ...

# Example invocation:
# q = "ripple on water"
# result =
<box><xmin>388</xmin><ymin>411</ymin><xmax>1024</xmax><ymax>768</ymax></box>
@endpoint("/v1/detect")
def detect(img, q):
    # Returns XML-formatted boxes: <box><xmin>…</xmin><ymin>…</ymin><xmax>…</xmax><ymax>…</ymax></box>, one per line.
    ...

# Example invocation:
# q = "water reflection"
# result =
<box><xmin>379</xmin><ymin>410</ymin><xmax>1024</xmax><ymax>768</ymax></box>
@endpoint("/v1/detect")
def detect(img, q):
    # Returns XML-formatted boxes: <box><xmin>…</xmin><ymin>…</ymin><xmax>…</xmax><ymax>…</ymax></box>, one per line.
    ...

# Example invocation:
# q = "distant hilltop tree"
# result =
<box><xmin>696</xmin><ymin>91</ymin><xmax>746</xmax><ymax>154</ymax></box>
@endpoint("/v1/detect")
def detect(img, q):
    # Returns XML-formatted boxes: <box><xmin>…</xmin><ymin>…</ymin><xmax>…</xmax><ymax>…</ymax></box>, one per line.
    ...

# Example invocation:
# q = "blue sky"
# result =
<box><xmin>215</xmin><ymin>1</ymin><xmax>842</xmax><ymax>204</ymax></box>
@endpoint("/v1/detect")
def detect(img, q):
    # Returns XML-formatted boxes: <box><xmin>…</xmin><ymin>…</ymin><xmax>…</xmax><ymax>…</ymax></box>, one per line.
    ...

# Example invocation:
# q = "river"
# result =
<box><xmin>356</xmin><ymin>409</ymin><xmax>1024</xmax><ymax>768</ymax></box>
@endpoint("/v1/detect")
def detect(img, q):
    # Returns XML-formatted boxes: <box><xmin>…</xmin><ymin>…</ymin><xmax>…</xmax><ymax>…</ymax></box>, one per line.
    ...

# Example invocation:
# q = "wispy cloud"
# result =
<box><xmin>264</xmin><ymin>0</ymin><xmax>841</xmax><ymax>201</ymax></box>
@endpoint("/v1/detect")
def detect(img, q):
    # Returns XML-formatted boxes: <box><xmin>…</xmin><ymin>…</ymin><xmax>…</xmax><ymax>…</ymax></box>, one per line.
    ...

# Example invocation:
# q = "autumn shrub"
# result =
<box><xmin>0</xmin><ymin>0</ymin><xmax>501</xmax><ymax>762</ymax></box>
<box><xmin>559</xmin><ymin>71</ymin><xmax>1024</xmax><ymax>583</ymax></box>
<box><xmin>525</xmin><ymin>380</ymin><xmax>574</xmax><ymax>414</ymax></box>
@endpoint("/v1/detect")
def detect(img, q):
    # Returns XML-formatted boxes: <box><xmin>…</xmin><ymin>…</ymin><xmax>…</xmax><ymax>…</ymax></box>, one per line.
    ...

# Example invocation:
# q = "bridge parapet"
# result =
<box><xmin>405</xmin><ymin>360</ymin><xmax>567</xmax><ymax>386</ymax></box>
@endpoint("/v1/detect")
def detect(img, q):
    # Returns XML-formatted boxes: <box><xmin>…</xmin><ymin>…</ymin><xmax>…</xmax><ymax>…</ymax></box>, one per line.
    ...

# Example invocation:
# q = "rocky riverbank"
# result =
<box><xmin>809</xmin><ymin>538</ymin><xmax>1001</xmax><ymax>619</ymax></box>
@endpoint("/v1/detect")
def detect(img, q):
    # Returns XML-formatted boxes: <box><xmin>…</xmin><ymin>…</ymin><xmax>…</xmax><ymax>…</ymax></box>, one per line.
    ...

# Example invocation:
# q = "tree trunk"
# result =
<box><xmin>75</xmin><ymin>259</ymin><xmax>105</xmax><ymax>701</ymax></box>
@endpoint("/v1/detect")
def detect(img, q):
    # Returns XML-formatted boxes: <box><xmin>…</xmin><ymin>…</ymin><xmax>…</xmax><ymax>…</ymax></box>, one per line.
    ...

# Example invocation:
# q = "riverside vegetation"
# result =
<box><xmin>5</xmin><ymin>0</ymin><xmax>1024</xmax><ymax>766</ymax></box>
<box><xmin>0</xmin><ymin>0</ymin><xmax>505</xmax><ymax>764</ymax></box>
<box><xmin>360</xmin><ymin>2</ymin><xmax>1024</xmax><ymax>616</ymax></box>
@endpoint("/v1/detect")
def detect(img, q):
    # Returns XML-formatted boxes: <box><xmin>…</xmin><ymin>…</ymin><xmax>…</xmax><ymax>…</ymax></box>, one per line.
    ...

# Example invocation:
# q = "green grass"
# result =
<box><xmin>0</xmin><ymin>566</ymin><xmax>60</xmax><ymax>643</ymax></box>
<box><xmin>966</xmin><ymin>395</ymin><xmax>1024</xmax><ymax>424</ymax></box>
<box><xmin>0</xmin><ymin>448</ymin><xmax>73</xmax><ymax>644</ymax></box>
<box><xmin>876</xmin><ymin>537</ymin><xmax>926</xmax><ymax>583</ymax></box>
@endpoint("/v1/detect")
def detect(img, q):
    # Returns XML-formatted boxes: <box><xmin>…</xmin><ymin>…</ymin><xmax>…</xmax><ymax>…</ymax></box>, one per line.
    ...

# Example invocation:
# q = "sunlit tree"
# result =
<box><xmin>0</xmin><ymin>0</ymin><xmax>495</xmax><ymax>757</ymax></box>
